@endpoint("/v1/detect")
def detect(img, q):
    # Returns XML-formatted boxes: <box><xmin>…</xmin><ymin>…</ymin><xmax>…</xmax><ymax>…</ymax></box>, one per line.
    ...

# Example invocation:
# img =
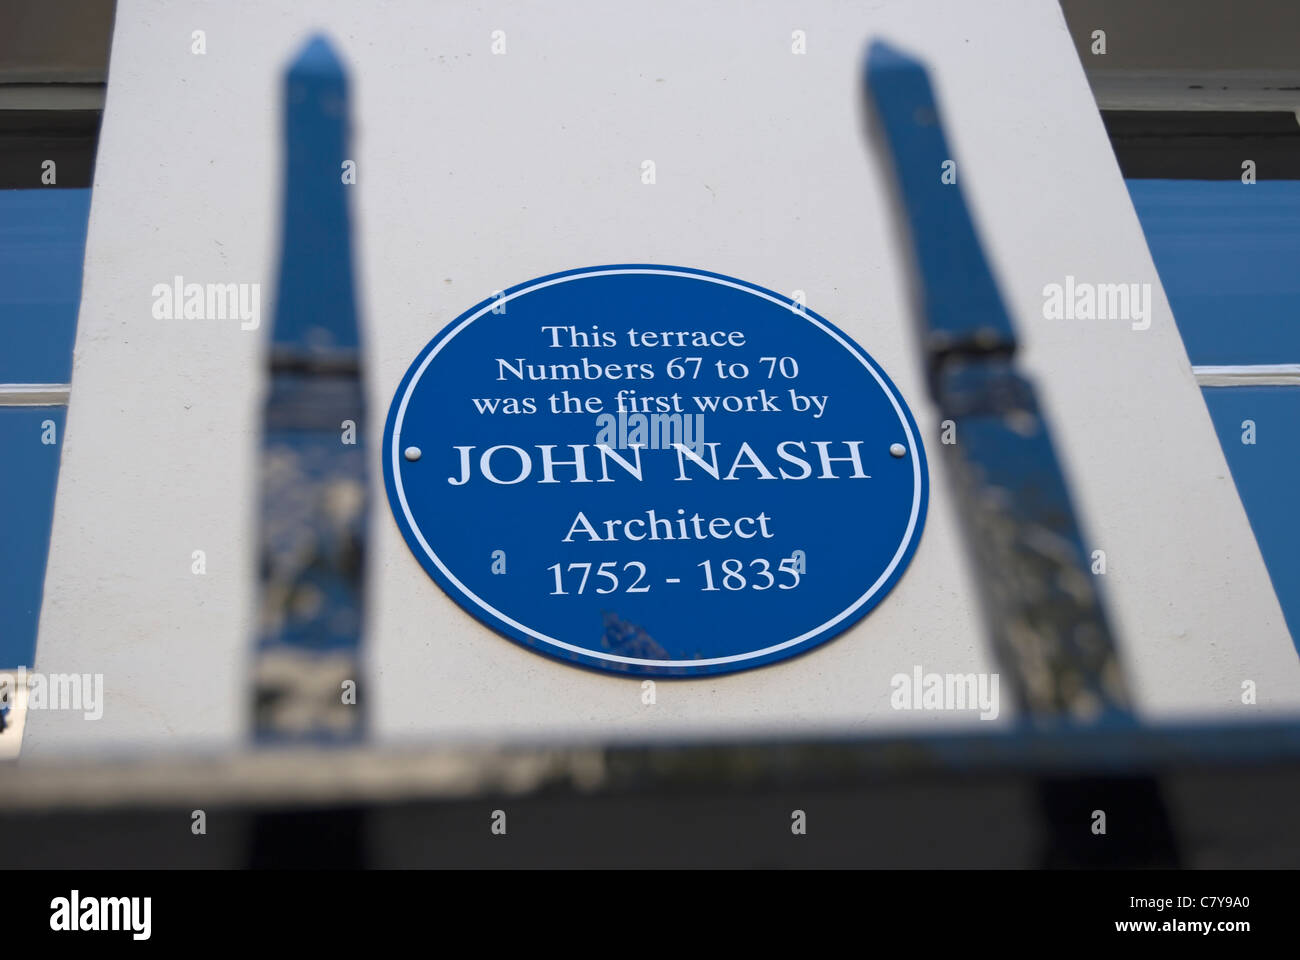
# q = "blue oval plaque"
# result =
<box><xmin>384</xmin><ymin>265</ymin><xmax>928</xmax><ymax>676</ymax></box>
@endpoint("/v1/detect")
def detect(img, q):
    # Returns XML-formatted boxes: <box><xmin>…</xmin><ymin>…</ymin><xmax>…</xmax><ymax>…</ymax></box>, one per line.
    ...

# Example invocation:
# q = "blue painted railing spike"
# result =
<box><xmin>291</xmin><ymin>34</ymin><xmax>347</xmax><ymax>76</ymax></box>
<box><xmin>864</xmin><ymin>40</ymin><xmax>1016</xmax><ymax>396</ymax></box>
<box><xmin>272</xmin><ymin>33</ymin><xmax>359</xmax><ymax>360</ymax></box>
<box><xmin>864</xmin><ymin>38</ymin><xmax>1133</xmax><ymax>726</ymax></box>
<box><xmin>253</xmin><ymin>34</ymin><xmax>367</xmax><ymax>744</ymax></box>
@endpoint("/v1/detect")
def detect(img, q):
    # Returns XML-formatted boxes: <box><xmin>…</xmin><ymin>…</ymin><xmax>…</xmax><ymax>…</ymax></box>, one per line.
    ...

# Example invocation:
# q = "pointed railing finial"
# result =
<box><xmin>271</xmin><ymin>33</ymin><xmax>359</xmax><ymax>364</ymax></box>
<box><xmin>254</xmin><ymin>34</ymin><xmax>368</xmax><ymax>745</ymax></box>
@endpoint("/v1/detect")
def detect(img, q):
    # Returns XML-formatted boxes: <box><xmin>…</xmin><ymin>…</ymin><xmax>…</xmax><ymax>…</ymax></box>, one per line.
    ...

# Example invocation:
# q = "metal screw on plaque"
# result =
<box><xmin>252</xmin><ymin>34</ymin><xmax>367</xmax><ymax>746</ymax></box>
<box><xmin>890</xmin><ymin>443</ymin><xmax>907</xmax><ymax>458</ymax></box>
<box><xmin>404</xmin><ymin>446</ymin><xmax>422</xmax><ymax>461</ymax></box>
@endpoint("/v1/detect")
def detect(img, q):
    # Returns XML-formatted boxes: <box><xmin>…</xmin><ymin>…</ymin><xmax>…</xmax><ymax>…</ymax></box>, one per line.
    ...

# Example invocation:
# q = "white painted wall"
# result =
<box><xmin>23</xmin><ymin>0</ymin><xmax>1300</xmax><ymax>758</ymax></box>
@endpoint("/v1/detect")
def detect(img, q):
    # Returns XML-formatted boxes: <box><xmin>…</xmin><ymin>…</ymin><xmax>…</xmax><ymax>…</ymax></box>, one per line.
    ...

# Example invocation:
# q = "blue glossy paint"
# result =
<box><xmin>384</xmin><ymin>264</ymin><xmax>929</xmax><ymax>677</ymax></box>
<box><xmin>0</xmin><ymin>189</ymin><xmax>91</xmax><ymax>382</ymax></box>
<box><xmin>1201</xmin><ymin>386</ymin><xmax>1300</xmax><ymax>651</ymax></box>
<box><xmin>271</xmin><ymin>36</ymin><xmax>359</xmax><ymax>359</ymax></box>
<box><xmin>1127</xmin><ymin>180</ymin><xmax>1300</xmax><ymax>365</ymax></box>
<box><xmin>0</xmin><ymin>189</ymin><xmax>87</xmax><ymax>673</ymax></box>
<box><xmin>0</xmin><ymin>407</ymin><xmax>65</xmax><ymax>667</ymax></box>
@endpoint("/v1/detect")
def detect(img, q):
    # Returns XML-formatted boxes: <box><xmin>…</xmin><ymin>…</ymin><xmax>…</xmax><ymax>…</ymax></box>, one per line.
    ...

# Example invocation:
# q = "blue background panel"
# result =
<box><xmin>0</xmin><ymin>406</ymin><xmax>66</xmax><ymax>667</ymax></box>
<box><xmin>1201</xmin><ymin>387</ymin><xmax>1300</xmax><ymax>650</ymax></box>
<box><xmin>385</xmin><ymin>266</ymin><xmax>929</xmax><ymax>677</ymax></box>
<box><xmin>0</xmin><ymin>189</ymin><xmax>92</xmax><ymax>383</ymax></box>
<box><xmin>1127</xmin><ymin>180</ymin><xmax>1300</xmax><ymax>366</ymax></box>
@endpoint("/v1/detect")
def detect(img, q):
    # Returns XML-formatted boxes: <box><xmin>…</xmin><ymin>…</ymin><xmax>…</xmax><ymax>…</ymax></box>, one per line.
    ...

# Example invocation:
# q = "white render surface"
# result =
<box><xmin>24</xmin><ymin>0</ymin><xmax>1300</xmax><ymax>758</ymax></box>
